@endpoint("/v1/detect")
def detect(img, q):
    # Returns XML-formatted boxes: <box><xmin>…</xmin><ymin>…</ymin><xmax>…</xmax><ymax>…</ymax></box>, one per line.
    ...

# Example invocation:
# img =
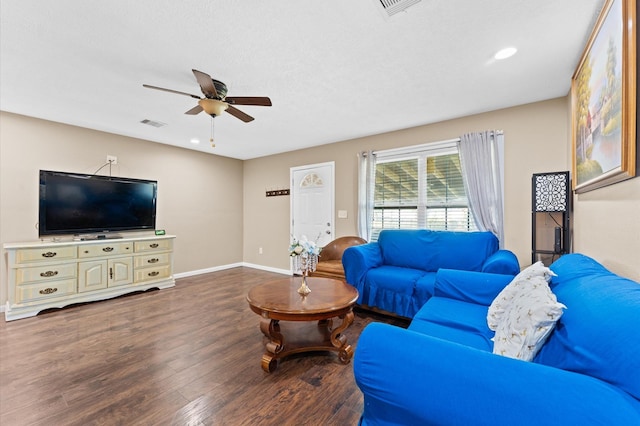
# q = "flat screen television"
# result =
<box><xmin>38</xmin><ymin>170</ymin><xmax>157</xmax><ymax>237</ymax></box>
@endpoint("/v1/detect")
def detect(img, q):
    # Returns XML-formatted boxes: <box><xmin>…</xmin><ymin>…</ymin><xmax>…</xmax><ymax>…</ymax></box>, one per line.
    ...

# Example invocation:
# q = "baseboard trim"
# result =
<box><xmin>174</xmin><ymin>262</ymin><xmax>291</xmax><ymax>280</ymax></box>
<box><xmin>241</xmin><ymin>262</ymin><xmax>291</xmax><ymax>276</ymax></box>
<box><xmin>174</xmin><ymin>263</ymin><xmax>243</xmax><ymax>279</ymax></box>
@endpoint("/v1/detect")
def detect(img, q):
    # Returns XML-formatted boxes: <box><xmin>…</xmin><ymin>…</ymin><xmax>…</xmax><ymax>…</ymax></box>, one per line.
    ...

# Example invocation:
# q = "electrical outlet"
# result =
<box><xmin>259</xmin><ymin>247</ymin><xmax>263</xmax><ymax>255</ymax></box>
<box><xmin>107</xmin><ymin>155</ymin><xmax>118</xmax><ymax>165</ymax></box>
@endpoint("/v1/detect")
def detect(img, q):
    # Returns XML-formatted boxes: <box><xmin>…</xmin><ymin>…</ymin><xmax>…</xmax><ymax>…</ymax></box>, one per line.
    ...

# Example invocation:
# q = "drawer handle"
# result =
<box><xmin>42</xmin><ymin>252</ymin><xmax>57</xmax><ymax>258</ymax></box>
<box><xmin>102</xmin><ymin>247</ymin><xmax>114</xmax><ymax>252</ymax></box>
<box><xmin>147</xmin><ymin>258</ymin><xmax>159</xmax><ymax>264</ymax></box>
<box><xmin>39</xmin><ymin>287</ymin><xmax>58</xmax><ymax>295</ymax></box>
<box><xmin>40</xmin><ymin>270</ymin><xmax>59</xmax><ymax>278</ymax></box>
<box><xmin>150</xmin><ymin>243</ymin><xmax>159</xmax><ymax>248</ymax></box>
<box><xmin>148</xmin><ymin>271</ymin><xmax>160</xmax><ymax>277</ymax></box>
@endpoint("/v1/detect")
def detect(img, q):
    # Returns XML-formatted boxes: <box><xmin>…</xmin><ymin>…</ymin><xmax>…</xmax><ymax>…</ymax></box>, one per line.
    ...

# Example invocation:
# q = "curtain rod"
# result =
<box><xmin>362</xmin><ymin>130</ymin><xmax>504</xmax><ymax>157</ymax></box>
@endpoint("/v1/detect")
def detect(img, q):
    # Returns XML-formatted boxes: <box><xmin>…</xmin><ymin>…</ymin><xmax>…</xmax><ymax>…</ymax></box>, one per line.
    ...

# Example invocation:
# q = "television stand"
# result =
<box><xmin>3</xmin><ymin>234</ymin><xmax>175</xmax><ymax>321</ymax></box>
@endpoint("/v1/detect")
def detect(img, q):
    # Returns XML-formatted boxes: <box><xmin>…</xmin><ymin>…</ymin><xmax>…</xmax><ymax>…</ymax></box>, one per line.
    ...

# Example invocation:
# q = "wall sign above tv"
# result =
<box><xmin>38</xmin><ymin>170</ymin><xmax>157</xmax><ymax>239</ymax></box>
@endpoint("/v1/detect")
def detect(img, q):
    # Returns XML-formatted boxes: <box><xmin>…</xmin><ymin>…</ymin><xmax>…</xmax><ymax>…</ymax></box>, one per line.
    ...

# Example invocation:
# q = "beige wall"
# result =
<box><xmin>0</xmin><ymin>111</ymin><xmax>245</xmax><ymax>304</ymax></box>
<box><xmin>2</xmin><ymin>94</ymin><xmax>639</xmax><ymax>311</ymax></box>
<box><xmin>243</xmin><ymin>97</ymin><xmax>640</xmax><ymax>281</ymax></box>
<box><xmin>243</xmin><ymin>98</ymin><xmax>570</xmax><ymax>270</ymax></box>
<box><xmin>572</xmin><ymin>178</ymin><xmax>640</xmax><ymax>280</ymax></box>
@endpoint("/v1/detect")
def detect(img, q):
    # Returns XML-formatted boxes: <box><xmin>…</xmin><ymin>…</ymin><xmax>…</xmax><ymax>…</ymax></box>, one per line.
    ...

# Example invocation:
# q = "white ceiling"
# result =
<box><xmin>1</xmin><ymin>0</ymin><xmax>605</xmax><ymax>160</ymax></box>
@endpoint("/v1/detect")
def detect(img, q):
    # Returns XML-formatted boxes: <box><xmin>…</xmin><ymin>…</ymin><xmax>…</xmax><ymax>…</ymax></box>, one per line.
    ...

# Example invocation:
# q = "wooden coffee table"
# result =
<box><xmin>246</xmin><ymin>276</ymin><xmax>359</xmax><ymax>372</ymax></box>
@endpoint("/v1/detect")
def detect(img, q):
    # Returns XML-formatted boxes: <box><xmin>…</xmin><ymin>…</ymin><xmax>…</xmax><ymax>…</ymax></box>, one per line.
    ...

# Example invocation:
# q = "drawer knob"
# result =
<box><xmin>39</xmin><ymin>287</ymin><xmax>58</xmax><ymax>295</ymax></box>
<box><xmin>147</xmin><ymin>258</ymin><xmax>159</xmax><ymax>264</ymax></box>
<box><xmin>150</xmin><ymin>243</ymin><xmax>159</xmax><ymax>249</ymax></box>
<box><xmin>42</xmin><ymin>252</ymin><xmax>57</xmax><ymax>258</ymax></box>
<box><xmin>102</xmin><ymin>247</ymin><xmax>114</xmax><ymax>252</ymax></box>
<box><xmin>148</xmin><ymin>271</ymin><xmax>160</xmax><ymax>277</ymax></box>
<box><xmin>40</xmin><ymin>270</ymin><xmax>59</xmax><ymax>278</ymax></box>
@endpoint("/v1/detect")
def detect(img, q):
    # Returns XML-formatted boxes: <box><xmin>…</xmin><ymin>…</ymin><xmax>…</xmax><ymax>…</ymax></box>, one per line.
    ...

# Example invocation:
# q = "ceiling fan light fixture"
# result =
<box><xmin>198</xmin><ymin>99</ymin><xmax>229</xmax><ymax>117</ymax></box>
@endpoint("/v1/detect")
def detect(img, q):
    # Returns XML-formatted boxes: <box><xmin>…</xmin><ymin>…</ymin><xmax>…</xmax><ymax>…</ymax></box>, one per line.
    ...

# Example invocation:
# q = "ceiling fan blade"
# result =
<box><xmin>143</xmin><ymin>84</ymin><xmax>200</xmax><ymax>99</ymax></box>
<box><xmin>192</xmin><ymin>69</ymin><xmax>218</xmax><ymax>98</ymax></box>
<box><xmin>226</xmin><ymin>105</ymin><xmax>255</xmax><ymax>122</ymax></box>
<box><xmin>185</xmin><ymin>105</ymin><xmax>203</xmax><ymax>115</ymax></box>
<box><xmin>225</xmin><ymin>96</ymin><xmax>272</xmax><ymax>106</ymax></box>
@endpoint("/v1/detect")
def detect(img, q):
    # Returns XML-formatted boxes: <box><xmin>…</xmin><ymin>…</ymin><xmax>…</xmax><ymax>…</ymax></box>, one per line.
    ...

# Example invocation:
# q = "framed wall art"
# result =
<box><xmin>572</xmin><ymin>0</ymin><xmax>637</xmax><ymax>193</ymax></box>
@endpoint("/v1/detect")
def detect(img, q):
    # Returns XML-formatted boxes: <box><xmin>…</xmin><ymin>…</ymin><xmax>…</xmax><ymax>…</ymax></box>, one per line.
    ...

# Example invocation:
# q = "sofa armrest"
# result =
<box><xmin>481</xmin><ymin>249</ymin><xmax>520</xmax><ymax>275</ymax></box>
<box><xmin>433</xmin><ymin>269</ymin><xmax>514</xmax><ymax>305</ymax></box>
<box><xmin>355</xmin><ymin>323</ymin><xmax>640</xmax><ymax>426</ymax></box>
<box><xmin>342</xmin><ymin>243</ymin><xmax>382</xmax><ymax>288</ymax></box>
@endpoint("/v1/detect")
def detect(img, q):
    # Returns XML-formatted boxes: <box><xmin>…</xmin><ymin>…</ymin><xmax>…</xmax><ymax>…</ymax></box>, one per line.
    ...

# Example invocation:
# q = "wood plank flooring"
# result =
<box><xmin>0</xmin><ymin>267</ymin><xmax>408</xmax><ymax>425</ymax></box>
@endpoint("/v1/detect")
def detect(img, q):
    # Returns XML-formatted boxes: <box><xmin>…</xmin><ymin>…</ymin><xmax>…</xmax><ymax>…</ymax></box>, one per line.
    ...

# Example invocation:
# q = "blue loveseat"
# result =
<box><xmin>342</xmin><ymin>229</ymin><xmax>520</xmax><ymax>318</ymax></box>
<box><xmin>353</xmin><ymin>254</ymin><xmax>640</xmax><ymax>425</ymax></box>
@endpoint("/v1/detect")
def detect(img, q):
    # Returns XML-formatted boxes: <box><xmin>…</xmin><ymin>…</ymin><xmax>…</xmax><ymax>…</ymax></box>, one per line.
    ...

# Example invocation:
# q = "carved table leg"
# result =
<box><xmin>330</xmin><ymin>310</ymin><xmax>355</xmax><ymax>364</ymax></box>
<box><xmin>260</xmin><ymin>318</ymin><xmax>284</xmax><ymax>372</ymax></box>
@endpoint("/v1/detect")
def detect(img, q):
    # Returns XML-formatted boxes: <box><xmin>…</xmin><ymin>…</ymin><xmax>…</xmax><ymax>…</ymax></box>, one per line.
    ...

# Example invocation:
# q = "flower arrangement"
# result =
<box><xmin>289</xmin><ymin>235</ymin><xmax>322</xmax><ymax>258</ymax></box>
<box><xmin>289</xmin><ymin>235</ymin><xmax>322</xmax><ymax>295</ymax></box>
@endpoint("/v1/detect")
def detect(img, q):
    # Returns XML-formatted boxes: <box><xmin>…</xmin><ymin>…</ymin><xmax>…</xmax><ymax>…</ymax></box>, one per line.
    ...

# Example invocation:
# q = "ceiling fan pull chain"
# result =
<box><xmin>210</xmin><ymin>117</ymin><xmax>215</xmax><ymax>148</ymax></box>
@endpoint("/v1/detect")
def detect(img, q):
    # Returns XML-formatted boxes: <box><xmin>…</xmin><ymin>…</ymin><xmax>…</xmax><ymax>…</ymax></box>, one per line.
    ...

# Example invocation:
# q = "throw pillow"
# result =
<box><xmin>487</xmin><ymin>262</ymin><xmax>566</xmax><ymax>361</ymax></box>
<box><xmin>487</xmin><ymin>261</ymin><xmax>555</xmax><ymax>330</ymax></box>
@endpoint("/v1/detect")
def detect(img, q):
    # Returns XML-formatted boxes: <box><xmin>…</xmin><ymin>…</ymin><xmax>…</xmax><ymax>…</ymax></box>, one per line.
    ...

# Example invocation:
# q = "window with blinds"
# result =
<box><xmin>371</xmin><ymin>145</ymin><xmax>477</xmax><ymax>240</ymax></box>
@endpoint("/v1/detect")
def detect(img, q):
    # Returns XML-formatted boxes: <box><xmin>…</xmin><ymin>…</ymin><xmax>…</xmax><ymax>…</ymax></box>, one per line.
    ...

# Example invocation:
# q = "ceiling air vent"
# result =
<box><xmin>378</xmin><ymin>0</ymin><xmax>421</xmax><ymax>17</ymax></box>
<box><xmin>140</xmin><ymin>119</ymin><xmax>167</xmax><ymax>128</ymax></box>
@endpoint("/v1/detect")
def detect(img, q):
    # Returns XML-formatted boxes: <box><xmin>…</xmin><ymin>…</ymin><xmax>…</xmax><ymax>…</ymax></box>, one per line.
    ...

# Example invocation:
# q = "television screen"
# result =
<box><xmin>39</xmin><ymin>170</ymin><xmax>157</xmax><ymax>237</ymax></box>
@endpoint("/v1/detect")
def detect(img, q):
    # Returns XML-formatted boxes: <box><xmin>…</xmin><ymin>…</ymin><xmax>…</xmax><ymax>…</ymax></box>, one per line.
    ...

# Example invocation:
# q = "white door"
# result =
<box><xmin>290</xmin><ymin>162</ymin><xmax>335</xmax><ymax>248</ymax></box>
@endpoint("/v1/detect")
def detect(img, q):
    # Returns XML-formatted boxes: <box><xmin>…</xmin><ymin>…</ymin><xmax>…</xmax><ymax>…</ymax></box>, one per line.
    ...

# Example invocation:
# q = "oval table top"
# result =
<box><xmin>246</xmin><ymin>276</ymin><xmax>358</xmax><ymax>320</ymax></box>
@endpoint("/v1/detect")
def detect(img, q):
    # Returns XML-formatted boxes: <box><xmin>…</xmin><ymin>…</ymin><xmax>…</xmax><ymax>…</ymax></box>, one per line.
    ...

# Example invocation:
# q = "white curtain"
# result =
<box><xmin>457</xmin><ymin>131</ymin><xmax>505</xmax><ymax>248</ymax></box>
<box><xmin>357</xmin><ymin>151</ymin><xmax>376</xmax><ymax>241</ymax></box>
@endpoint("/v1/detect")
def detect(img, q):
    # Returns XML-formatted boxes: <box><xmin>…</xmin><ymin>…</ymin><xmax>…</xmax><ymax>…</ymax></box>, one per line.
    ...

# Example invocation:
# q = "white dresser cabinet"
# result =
<box><xmin>4</xmin><ymin>235</ymin><xmax>175</xmax><ymax>321</ymax></box>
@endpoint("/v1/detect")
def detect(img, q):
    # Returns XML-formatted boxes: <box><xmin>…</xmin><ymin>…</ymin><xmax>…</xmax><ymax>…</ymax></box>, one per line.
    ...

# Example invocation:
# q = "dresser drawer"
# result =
<box><xmin>78</xmin><ymin>242</ymin><xmax>133</xmax><ymax>258</ymax></box>
<box><xmin>134</xmin><ymin>253</ymin><xmax>170</xmax><ymax>268</ymax></box>
<box><xmin>15</xmin><ymin>246</ymin><xmax>77</xmax><ymax>264</ymax></box>
<box><xmin>16</xmin><ymin>279</ymin><xmax>77</xmax><ymax>304</ymax></box>
<box><xmin>134</xmin><ymin>239</ymin><xmax>172</xmax><ymax>253</ymax></box>
<box><xmin>134</xmin><ymin>265</ymin><xmax>171</xmax><ymax>283</ymax></box>
<box><xmin>16</xmin><ymin>263</ymin><xmax>77</xmax><ymax>285</ymax></box>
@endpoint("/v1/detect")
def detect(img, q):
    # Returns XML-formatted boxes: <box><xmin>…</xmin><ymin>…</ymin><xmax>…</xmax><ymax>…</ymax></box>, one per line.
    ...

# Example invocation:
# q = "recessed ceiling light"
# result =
<box><xmin>494</xmin><ymin>47</ymin><xmax>517</xmax><ymax>60</ymax></box>
<box><xmin>190</xmin><ymin>138</ymin><xmax>200</xmax><ymax>144</ymax></box>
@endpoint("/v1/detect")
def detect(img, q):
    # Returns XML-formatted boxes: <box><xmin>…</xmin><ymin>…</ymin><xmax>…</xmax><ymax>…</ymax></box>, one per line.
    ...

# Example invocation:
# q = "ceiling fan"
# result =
<box><xmin>143</xmin><ymin>69</ymin><xmax>272</xmax><ymax>122</ymax></box>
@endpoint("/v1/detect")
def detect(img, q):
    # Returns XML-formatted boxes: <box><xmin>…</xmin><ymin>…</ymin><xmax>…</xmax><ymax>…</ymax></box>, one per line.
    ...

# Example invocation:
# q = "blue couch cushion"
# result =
<box><xmin>412</xmin><ymin>273</ymin><xmax>437</xmax><ymax>315</ymax></box>
<box><xmin>409</xmin><ymin>297</ymin><xmax>494</xmax><ymax>351</ymax></box>
<box><xmin>364</xmin><ymin>266</ymin><xmax>426</xmax><ymax>318</ymax></box>
<box><xmin>535</xmin><ymin>254</ymin><xmax>640</xmax><ymax>400</ymax></box>
<box><xmin>377</xmin><ymin>230</ymin><xmax>498</xmax><ymax>272</ymax></box>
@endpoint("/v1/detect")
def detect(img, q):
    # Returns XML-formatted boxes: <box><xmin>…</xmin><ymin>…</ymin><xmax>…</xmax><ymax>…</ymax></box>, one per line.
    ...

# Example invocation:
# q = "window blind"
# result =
<box><xmin>370</xmin><ymin>143</ymin><xmax>476</xmax><ymax>240</ymax></box>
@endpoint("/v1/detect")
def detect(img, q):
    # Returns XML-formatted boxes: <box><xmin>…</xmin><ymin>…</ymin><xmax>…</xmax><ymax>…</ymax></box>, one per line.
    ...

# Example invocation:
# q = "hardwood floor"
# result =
<box><xmin>0</xmin><ymin>267</ymin><xmax>408</xmax><ymax>425</ymax></box>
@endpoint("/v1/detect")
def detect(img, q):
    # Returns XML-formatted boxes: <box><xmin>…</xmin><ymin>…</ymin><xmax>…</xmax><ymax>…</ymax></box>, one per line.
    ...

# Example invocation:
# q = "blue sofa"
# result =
<box><xmin>353</xmin><ymin>254</ymin><xmax>640</xmax><ymax>425</ymax></box>
<box><xmin>342</xmin><ymin>229</ymin><xmax>520</xmax><ymax>318</ymax></box>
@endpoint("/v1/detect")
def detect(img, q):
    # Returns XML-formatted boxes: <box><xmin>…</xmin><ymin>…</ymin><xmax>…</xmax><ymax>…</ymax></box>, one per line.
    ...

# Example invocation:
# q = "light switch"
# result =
<box><xmin>338</xmin><ymin>210</ymin><xmax>348</xmax><ymax>219</ymax></box>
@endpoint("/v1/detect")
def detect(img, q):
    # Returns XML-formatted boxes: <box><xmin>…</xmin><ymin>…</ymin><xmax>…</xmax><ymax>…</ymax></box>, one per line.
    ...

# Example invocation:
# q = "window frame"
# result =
<box><xmin>371</xmin><ymin>140</ymin><xmax>477</xmax><ymax>239</ymax></box>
